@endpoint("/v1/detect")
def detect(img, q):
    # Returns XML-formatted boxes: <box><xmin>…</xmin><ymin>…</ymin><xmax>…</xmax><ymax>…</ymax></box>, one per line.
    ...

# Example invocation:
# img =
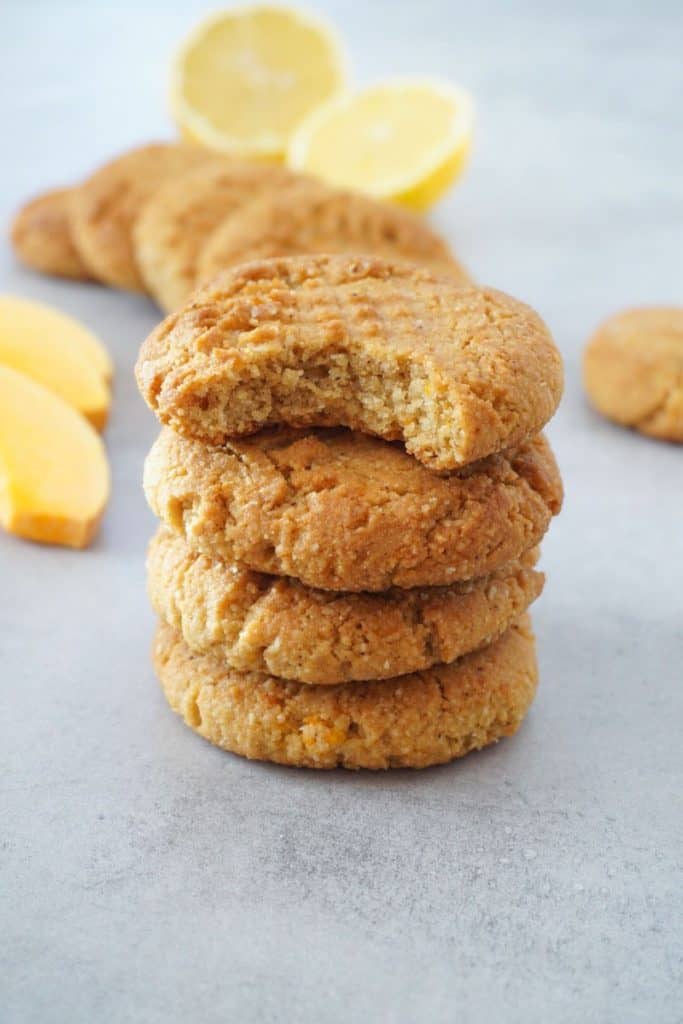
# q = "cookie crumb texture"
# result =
<box><xmin>136</xmin><ymin>255</ymin><xmax>563</xmax><ymax>469</ymax></box>
<box><xmin>144</xmin><ymin>427</ymin><xmax>562</xmax><ymax>591</ymax></box>
<box><xmin>153</xmin><ymin>616</ymin><xmax>538</xmax><ymax>769</ymax></box>
<box><xmin>583</xmin><ymin>307</ymin><xmax>683</xmax><ymax>442</ymax></box>
<box><xmin>147</xmin><ymin>526</ymin><xmax>543</xmax><ymax>684</ymax></box>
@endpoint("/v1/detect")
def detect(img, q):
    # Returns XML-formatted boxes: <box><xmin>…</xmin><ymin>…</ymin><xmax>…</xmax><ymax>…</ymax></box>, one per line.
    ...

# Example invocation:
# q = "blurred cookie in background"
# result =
<box><xmin>133</xmin><ymin>160</ymin><xmax>301</xmax><ymax>312</ymax></box>
<box><xmin>197</xmin><ymin>182</ymin><xmax>469</xmax><ymax>288</ymax></box>
<box><xmin>11</xmin><ymin>188</ymin><xmax>90</xmax><ymax>280</ymax></box>
<box><xmin>584</xmin><ymin>307</ymin><xmax>683</xmax><ymax>442</ymax></box>
<box><xmin>69</xmin><ymin>142</ymin><xmax>213</xmax><ymax>292</ymax></box>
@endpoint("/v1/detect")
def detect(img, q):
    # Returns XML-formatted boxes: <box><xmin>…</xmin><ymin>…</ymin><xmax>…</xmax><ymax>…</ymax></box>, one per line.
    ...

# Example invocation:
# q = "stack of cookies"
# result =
<box><xmin>136</xmin><ymin>255</ymin><xmax>563</xmax><ymax>770</ymax></box>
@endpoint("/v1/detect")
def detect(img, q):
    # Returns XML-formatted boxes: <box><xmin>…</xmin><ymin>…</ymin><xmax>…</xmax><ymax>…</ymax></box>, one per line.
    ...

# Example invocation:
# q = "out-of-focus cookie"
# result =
<box><xmin>147</xmin><ymin>526</ymin><xmax>543</xmax><ymax>684</ymax></box>
<box><xmin>70</xmin><ymin>143</ymin><xmax>212</xmax><ymax>292</ymax></box>
<box><xmin>144</xmin><ymin>427</ymin><xmax>562</xmax><ymax>592</ymax></box>
<box><xmin>11</xmin><ymin>188</ymin><xmax>90</xmax><ymax>280</ymax></box>
<box><xmin>196</xmin><ymin>182</ymin><xmax>469</xmax><ymax>286</ymax></box>
<box><xmin>136</xmin><ymin>255</ymin><xmax>564</xmax><ymax>468</ymax></box>
<box><xmin>152</xmin><ymin>615</ymin><xmax>538</xmax><ymax>770</ymax></box>
<box><xmin>583</xmin><ymin>307</ymin><xmax>683</xmax><ymax>442</ymax></box>
<box><xmin>133</xmin><ymin>161</ymin><xmax>300</xmax><ymax>312</ymax></box>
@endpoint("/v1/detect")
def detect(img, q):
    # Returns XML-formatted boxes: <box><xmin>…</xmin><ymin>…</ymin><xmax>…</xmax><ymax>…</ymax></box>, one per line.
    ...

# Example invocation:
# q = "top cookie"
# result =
<box><xmin>70</xmin><ymin>143</ymin><xmax>212</xmax><ymax>291</ymax></box>
<box><xmin>136</xmin><ymin>255</ymin><xmax>563</xmax><ymax>469</ymax></box>
<box><xmin>11</xmin><ymin>188</ymin><xmax>90</xmax><ymax>280</ymax></box>
<box><xmin>583</xmin><ymin>307</ymin><xmax>683</xmax><ymax>442</ymax></box>
<box><xmin>133</xmin><ymin>161</ymin><xmax>301</xmax><ymax>312</ymax></box>
<box><xmin>196</xmin><ymin>182</ymin><xmax>469</xmax><ymax>287</ymax></box>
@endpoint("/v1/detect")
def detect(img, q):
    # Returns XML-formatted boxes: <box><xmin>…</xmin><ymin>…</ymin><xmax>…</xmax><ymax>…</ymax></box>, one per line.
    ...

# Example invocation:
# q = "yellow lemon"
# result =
<box><xmin>288</xmin><ymin>78</ymin><xmax>474</xmax><ymax>209</ymax></box>
<box><xmin>170</xmin><ymin>5</ymin><xmax>349</xmax><ymax>160</ymax></box>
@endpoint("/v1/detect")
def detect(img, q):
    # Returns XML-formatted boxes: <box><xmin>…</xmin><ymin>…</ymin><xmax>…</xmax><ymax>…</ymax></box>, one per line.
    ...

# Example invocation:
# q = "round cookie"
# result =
<box><xmin>11</xmin><ymin>188</ymin><xmax>90</xmax><ymax>280</ymax></box>
<box><xmin>143</xmin><ymin>427</ymin><xmax>562</xmax><ymax>592</ymax></box>
<box><xmin>147</xmin><ymin>526</ymin><xmax>543</xmax><ymax>684</ymax></box>
<box><xmin>583</xmin><ymin>307</ymin><xmax>683</xmax><ymax>442</ymax></box>
<box><xmin>70</xmin><ymin>143</ymin><xmax>212</xmax><ymax>291</ymax></box>
<box><xmin>136</xmin><ymin>255</ymin><xmax>564</xmax><ymax>469</ymax></box>
<box><xmin>197</xmin><ymin>182</ymin><xmax>469</xmax><ymax>287</ymax></box>
<box><xmin>133</xmin><ymin>161</ymin><xmax>301</xmax><ymax>312</ymax></box>
<box><xmin>152</xmin><ymin>616</ymin><xmax>538</xmax><ymax>770</ymax></box>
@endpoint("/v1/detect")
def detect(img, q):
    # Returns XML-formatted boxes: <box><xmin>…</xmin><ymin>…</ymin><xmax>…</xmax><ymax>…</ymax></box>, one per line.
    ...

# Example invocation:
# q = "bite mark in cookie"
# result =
<box><xmin>136</xmin><ymin>255</ymin><xmax>563</xmax><ymax>469</ymax></box>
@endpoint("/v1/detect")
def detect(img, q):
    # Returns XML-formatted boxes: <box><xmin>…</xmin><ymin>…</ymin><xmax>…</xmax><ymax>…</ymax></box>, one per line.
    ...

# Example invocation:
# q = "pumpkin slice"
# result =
<box><xmin>0</xmin><ymin>365</ymin><xmax>110</xmax><ymax>548</ymax></box>
<box><xmin>0</xmin><ymin>296</ymin><xmax>112</xmax><ymax>429</ymax></box>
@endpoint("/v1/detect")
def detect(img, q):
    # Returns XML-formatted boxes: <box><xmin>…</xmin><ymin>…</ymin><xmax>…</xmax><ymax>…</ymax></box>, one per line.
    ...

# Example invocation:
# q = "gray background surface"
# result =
<box><xmin>1</xmin><ymin>2</ymin><xmax>682</xmax><ymax>1021</ymax></box>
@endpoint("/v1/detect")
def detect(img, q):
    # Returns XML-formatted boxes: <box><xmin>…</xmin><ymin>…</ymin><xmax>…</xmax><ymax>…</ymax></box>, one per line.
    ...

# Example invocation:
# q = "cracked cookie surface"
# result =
<box><xmin>70</xmin><ymin>143</ymin><xmax>212</xmax><ymax>291</ymax></box>
<box><xmin>134</xmin><ymin>161</ymin><xmax>301</xmax><ymax>312</ymax></box>
<box><xmin>197</xmin><ymin>182</ymin><xmax>468</xmax><ymax>287</ymax></box>
<box><xmin>147</xmin><ymin>526</ymin><xmax>542</xmax><ymax>684</ymax></box>
<box><xmin>136</xmin><ymin>255</ymin><xmax>563</xmax><ymax>469</ymax></box>
<box><xmin>583</xmin><ymin>307</ymin><xmax>683</xmax><ymax>442</ymax></box>
<box><xmin>153</xmin><ymin>615</ymin><xmax>538</xmax><ymax>769</ymax></box>
<box><xmin>11</xmin><ymin>189</ymin><xmax>90</xmax><ymax>280</ymax></box>
<box><xmin>144</xmin><ymin>427</ymin><xmax>562</xmax><ymax>591</ymax></box>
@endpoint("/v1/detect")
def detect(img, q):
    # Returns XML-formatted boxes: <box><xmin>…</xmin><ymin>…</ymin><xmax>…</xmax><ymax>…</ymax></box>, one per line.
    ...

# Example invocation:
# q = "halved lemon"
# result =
<box><xmin>288</xmin><ymin>78</ymin><xmax>474</xmax><ymax>209</ymax></box>
<box><xmin>170</xmin><ymin>5</ymin><xmax>349</xmax><ymax>160</ymax></box>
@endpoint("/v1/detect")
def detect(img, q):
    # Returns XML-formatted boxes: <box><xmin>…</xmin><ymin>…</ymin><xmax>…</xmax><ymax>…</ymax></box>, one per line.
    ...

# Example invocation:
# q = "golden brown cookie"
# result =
<box><xmin>147</xmin><ymin>525</ymin><xmax>543</xmax><ymax>684</ymax></box>
<box><xmin>153</xmin><ymin>615</ymin><xmax>538</xmax><ymax>769</ymax></box>
<box><xmin>133</xmin><ymin>161</ymin><xmax>301</xmax><ymax>312</ymax></box>
<box><xmin>196</xmin><ymin>182</ymin><xmax>469</xmax><ymax>287</ymax></box>
<box><xmin>136</xmin><ymin>255</ymin><xmax>563</xmax><ymax>469</ymax></box>
<box><xmin>70</xmin><ymin>143</ymin><xmax>212</xmax><ymax>291</ymax></box>
<box><xmin>10</xmin><ymin>188</ymin><xmax>90</xmax><ymax>280</ymax></box>
<box><xmin>144</xmin><ymin>427</ymin><xmax>562</xmax><ymax>592</ymax></box>
<box><xmin>583</xmin><ymin>308</ymin><xmax>683</xmax><ymax>442</ymax></box>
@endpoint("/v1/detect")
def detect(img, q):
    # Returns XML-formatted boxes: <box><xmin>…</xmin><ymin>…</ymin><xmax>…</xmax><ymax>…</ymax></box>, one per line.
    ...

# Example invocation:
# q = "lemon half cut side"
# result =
<box><xmin>171</xmin><ymin>4</ymin><xmax>350</xmax><ymax>160</ymax></box>
<box><xmin>288</xmin><ymin>77</ymin><xmax>474</xmax><ymax>209</ymax></box>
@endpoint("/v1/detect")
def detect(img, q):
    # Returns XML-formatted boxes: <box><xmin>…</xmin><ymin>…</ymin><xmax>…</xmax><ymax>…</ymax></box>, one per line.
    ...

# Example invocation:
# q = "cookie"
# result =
<box><xmin>10</xmin><ymin>188</ymin><xmax>90</xmax><ymax>280</ymax></box>
<box><xmin>153</xmin><ymin>615</ymin><xmax>538</xmax><ymax>770</ymax></box>
<box><xmin>70</xmin><ymin>143</ymin><xmax>212</xmax><ymax>291</ymax></box>
<box><xmin>133</xmin><ymin>161</ymin><xmax>301</xmax><ymax>312</ymax></box>
<box><xmin>583</xmin><ymin>307</ymin><xmax>683</xmax><ymax>442</ymax></box>
<box><xmin>136</xmin><ymin>255</ymin><xmax>563</xmax><ymax>469</ymax></box>
<box><xmin>147</xmin><ymin>525</ymin><xmax>543</xmax><ymax>684</ymax></box>
<box><xmin>144</xmin><ymin>427</ymin><xmax>562</xmax><ymax>592</ymax></box>
<box><xmin>197</xmin><ymin>182</ymin><xmax>469</xmax><ymax>287</ymax></box>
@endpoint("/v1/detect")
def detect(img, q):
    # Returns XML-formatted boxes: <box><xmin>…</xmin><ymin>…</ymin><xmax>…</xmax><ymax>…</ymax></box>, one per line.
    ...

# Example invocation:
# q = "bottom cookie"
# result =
<box><xmin>152</xmin><ymin>616</ymin><xmax>538</xmax><ymax>770</ymax></box>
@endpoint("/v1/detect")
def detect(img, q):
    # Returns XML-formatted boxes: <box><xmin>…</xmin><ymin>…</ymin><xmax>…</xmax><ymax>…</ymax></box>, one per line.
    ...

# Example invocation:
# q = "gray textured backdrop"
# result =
<box><xmin>1</xmin><ymin>2</ymin><xmax>682</xmax><ymax>1021</ymax></box>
